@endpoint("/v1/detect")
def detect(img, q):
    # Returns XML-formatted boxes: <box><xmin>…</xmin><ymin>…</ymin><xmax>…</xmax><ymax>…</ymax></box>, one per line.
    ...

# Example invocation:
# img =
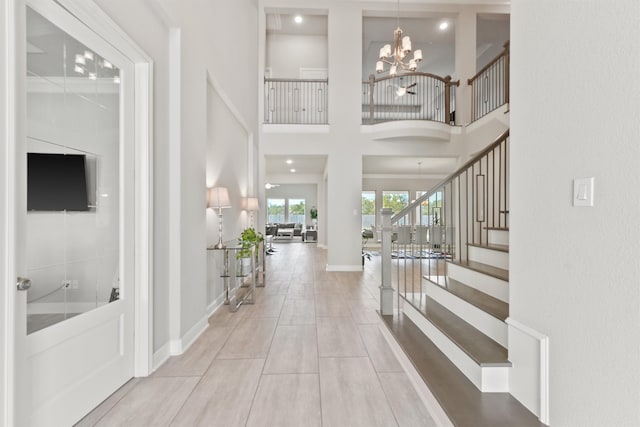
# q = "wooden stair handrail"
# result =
<box><xmin>391</xmin><ymin>129</ymin><xmax>510</xmax><ymax>223</ymax></box>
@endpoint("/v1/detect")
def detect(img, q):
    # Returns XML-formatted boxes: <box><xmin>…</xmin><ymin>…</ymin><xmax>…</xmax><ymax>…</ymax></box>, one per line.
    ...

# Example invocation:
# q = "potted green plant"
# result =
<box><xmin>237</xmin><ymin>227</ymin><xmax>263</xmax><ymax>259</ymax></box>
<box><xmin>310</xmin><ymin>206</ymin><xmax>318</xmax><ymax>227</ymax></box>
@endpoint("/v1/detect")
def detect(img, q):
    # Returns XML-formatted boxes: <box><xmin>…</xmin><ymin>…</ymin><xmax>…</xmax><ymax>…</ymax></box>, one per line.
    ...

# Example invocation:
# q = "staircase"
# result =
<box><xmin>405</xmin><ymin>227</ymin><xmax>510</xmax><ymax>392</ymax></box>
<box><xmin>378</xmin><ymin>130</ymin><xmax>544</xmax><ymax>425</ymax></box>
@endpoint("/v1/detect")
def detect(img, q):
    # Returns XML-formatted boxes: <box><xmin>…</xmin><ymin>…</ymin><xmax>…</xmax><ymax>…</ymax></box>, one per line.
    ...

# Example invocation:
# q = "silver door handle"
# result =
<box><xmin>17</xmin><ymin>277</ymin><xmax>31</xmax><ymax>291</ymax></box>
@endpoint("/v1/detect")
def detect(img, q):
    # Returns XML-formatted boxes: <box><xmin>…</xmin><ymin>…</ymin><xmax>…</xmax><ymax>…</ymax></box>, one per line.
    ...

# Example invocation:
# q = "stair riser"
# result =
<box><xmin>426</xmin><ymin>281</ymin><xmax>508</xmax><ymax>347</ymax></box>
<box><xmin>447</xmin><ymin>263</ymin><xmax>509</xmax><ymax>303</ymax></box>
<box><xmin>404</xmin><ymin>303</ymin><xmax>509</xmax><ymax>392</ymax></box>
<box><xmin>488</xmin><ymin>229</ymin><xmax>509</xmax><ymax>246</ymax></box>
<box><xmin>468</xmin><ymin>246</ymin><xmax>509</xmax><ymax>270</ymax></box>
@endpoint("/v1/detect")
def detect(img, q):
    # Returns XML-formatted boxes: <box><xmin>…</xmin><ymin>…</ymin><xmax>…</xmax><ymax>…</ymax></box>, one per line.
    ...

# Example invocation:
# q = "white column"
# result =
<box><xmin>454</xmin><ymin>10</ymin><xmax>477</xmax><ymax>126</ymax></box>
<box><xmin>326</xmin><ymin>151</ymin><xmax>362</xmax><ymax>271</ymax></box>
<box><xmin>325</xmin><ymin>4</ymin><xmax>363</xmax><ymax>271</ymax></box>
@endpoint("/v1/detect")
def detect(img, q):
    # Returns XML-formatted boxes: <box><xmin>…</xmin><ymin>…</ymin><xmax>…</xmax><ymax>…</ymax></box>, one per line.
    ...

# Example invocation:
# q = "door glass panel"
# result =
<box><xmin>26</xmin><ymin>7</ymin><xmax>121</xmax><ymax>333</ymax></box>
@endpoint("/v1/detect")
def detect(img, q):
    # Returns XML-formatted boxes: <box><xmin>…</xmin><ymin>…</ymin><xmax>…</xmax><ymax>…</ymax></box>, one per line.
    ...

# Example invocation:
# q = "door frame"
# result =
<box><xmin>1</xmin><ymin>0</ymin><xmax>154</xmax><ymax>423</ymax></box>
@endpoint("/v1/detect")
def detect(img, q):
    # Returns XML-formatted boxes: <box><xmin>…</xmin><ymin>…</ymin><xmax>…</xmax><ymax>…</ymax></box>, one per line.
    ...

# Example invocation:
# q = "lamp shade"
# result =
<box><xmin>208</xmin><ymin>187</ymin><xmax>231</xmax><ymax>209</ymax></box>
<box><xmin>244</xmin><ymin>197</ymin><xmax>259</xmax><ymax>211</ymax></box>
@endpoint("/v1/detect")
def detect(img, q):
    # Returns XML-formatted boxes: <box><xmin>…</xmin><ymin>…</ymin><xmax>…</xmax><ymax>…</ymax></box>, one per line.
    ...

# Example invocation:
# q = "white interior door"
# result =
<box><xmin>13</xmin><ymin>1</ymin><xmax>137</xmax><ymax>425</ymax></box>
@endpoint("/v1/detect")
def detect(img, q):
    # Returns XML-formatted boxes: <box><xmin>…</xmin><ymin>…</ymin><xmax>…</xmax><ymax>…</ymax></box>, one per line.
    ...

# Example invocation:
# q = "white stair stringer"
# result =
<box><xmin>488</xmin><ymin>229</ymin><xmax>509</xmax><ymax>246</ymax></box>
<box><xmin>447</xmin><ymin>262</ymin><xmax>509</xmax><ymax>303</ymax></box>
<box><xmin>468</xmin><ymin>245</ymin><xmax>509</xmax><ymax>270</ymax></box>
<box><xmin>426</xmin><ymin>281</ymin><xmax>507</xmax><ymax>347</ymax></box>
<box><xmin>404</xmin><ymin>302</ymin><xmax>510</xmax><ymax>392</ymax></box>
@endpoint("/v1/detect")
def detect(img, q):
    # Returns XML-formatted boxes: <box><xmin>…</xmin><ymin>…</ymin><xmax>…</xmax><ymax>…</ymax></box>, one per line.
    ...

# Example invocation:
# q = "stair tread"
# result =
<box><xmin>434</xmin><ymin>278</ymin><xmax>509</xmax><ymax>321</ymax></box>
<box><xmin>423</xmin><ymin>296</ymin><xmax>508</xmax><ymax>366</ymax></box>
<box><xmin>468</xmin><ymin>242</ymin><xmax>509</xmax><ymax>253</ymax></box>
<box><xmin>380</xmin><ymin>313</ymin><xmax>545</xmax><ymax>427</ymax></box>
<box><xmin>450</xmin><ymin>259</ymin><xmax>509</xmax><ymax>281</ymax></box>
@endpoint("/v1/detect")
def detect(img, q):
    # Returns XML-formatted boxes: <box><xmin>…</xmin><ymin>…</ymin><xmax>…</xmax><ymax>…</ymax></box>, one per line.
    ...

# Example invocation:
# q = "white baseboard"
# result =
<box><xmin>378</xmin><ymin>323</ymin><xmax>454</xmax><ymax>427</ymax></box>
<box><xmin>506</xmin><ymin>317</ymin><xmax>549</xmax><ymax>425</ymax></box>
<box><xmin>152</xmin><ymin>341</ymin><xmax>171</xmax><ymax>372</ymax></box>
<box><xmin>207</xmin><ymin>293</ymin><xmax>226</xmax><ymax>317</ymax></box>
<box><xmin>168</xmin><ymin>315</ymin><xmax>209</xmax><ymax>356</ymax></box>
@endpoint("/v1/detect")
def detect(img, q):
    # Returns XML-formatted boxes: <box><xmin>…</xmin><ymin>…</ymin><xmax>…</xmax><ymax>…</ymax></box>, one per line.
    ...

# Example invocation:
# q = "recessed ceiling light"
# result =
<box><xmin>290</xmin><ymin>169</ymin><xmax>296</xmax><ymax>173</ymax></box>
<box><xmin>439</xmin><ymin>21</ymin><xmax>449</xmax><ymax>31</ymax></box>
<box><xmin>286</xmin><ymin>159</ymin><xmax>293</xmax><ymax>164</ymax></box>
<box><xmin>294</xmin><ymin>15</ymin><xmax>303</xmax><ymax>24</ymax></box>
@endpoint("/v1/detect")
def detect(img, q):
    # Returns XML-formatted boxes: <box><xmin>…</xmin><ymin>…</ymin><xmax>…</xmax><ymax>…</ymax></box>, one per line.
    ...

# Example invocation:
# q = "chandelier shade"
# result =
<box><xmin>375</xmin><ymin>0</ymin><xmax>423</xmax><ymax>76</ymax></box>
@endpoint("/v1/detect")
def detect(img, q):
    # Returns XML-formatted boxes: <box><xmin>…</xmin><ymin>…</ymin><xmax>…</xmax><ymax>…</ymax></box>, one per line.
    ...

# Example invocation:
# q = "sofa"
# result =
<box><xmin>271</xmin><ymin>223</ymin><xmax>303</xmax><ymax>239</ymax></box>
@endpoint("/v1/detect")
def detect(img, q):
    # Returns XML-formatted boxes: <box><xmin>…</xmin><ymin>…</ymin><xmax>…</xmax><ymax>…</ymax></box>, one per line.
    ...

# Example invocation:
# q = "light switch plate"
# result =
<box><xmin>573</xmin><ymin>177</ymin><xmax>594</xmax><ymax>207</ymax></box>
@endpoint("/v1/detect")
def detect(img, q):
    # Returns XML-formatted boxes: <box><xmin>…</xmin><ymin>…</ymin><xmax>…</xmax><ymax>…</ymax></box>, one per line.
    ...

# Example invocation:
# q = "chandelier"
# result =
<box><xmin>375</xmin><ymin>0</ymin><xmax>422</xmax><ymax>76</ymax></box>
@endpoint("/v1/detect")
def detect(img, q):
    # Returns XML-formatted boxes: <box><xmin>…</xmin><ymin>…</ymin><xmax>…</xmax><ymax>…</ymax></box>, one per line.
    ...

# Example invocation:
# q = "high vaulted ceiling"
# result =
<box><xmin>264</xmin><ymin>154</ymin><xmax>459</xmax><ymax>181</ymax></box>
<box><xmin>264</xmin><ymin>10</ymin><xmax>509</xmax><ymax>180</ymax></box>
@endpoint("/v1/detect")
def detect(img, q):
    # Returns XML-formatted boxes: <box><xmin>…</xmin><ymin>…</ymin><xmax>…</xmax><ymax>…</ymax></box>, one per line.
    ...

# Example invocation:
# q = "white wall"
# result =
<box><xmin>95</xmin><ymin>0</ymin><xmax>259</xmax><ymax>353</ymax></box>
<box><xmin>95</xmin><ymin>0</ymin><xmax>172</xmax><ymax>353</ymax></box>
<box><xmin>510</xmin><ymin>1</ymin><xmax>640</xmax><ymax>425</ymax></box>
<box><xmin>266</xmin><ymin>34</ymin><xmax>327</xmax><ymax>78</ymax></box>
<box><xmin>205</xmin><ymin>78</ymin><xmax>252</xmax><ymax>309</ymax></box>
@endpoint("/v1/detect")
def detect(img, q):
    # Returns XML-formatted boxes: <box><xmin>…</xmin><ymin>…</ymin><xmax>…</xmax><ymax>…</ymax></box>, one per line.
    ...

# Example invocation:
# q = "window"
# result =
<box><xmin>416</xmin><ymin>191</ymin><xmax>428</xmax><ymax>225</ymax></box>
<box><xmin>267</xmin><ymin>198</ymin><xmax>285</xmax><ymax>224</ymax></box>
<box><xmin>382</xmin><ymin>191</ymin><xmax>409</xmax><ymax>225</ymax></box>
<box><xmin>416</xmin><ymin>191</ymin><xmax>443</xmax><ymax>225</ymax></box>
<box><xmin>288</xmin><ymin>198</ymin><xmax>305</xmax><ymax>225</ymax></box>
<box><xmin>267</xmin><ymin>198</ymin><xmax>306</xmax><ymax>225</ymax></box>
<box><xmin>362</xmin><ymin>191</ymin><xmax>376</xmax><ymax>229</ymax></box>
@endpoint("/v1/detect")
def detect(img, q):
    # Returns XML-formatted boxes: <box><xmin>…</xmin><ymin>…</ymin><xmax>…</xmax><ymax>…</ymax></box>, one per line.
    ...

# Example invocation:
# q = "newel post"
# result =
<box><xmin>444</xmin><ymin>75</ymin><xmax>452</xmax><ymax>124</ymax></box>
<box><xmin>380</xmin><ymin>208</ymin><xmax>394</xmax><ymax>315</ymax></box>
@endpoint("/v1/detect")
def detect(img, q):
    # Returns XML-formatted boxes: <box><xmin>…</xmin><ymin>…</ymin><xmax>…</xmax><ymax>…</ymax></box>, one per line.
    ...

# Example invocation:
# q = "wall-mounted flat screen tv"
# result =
<box><xmin>27</xmin><ymin>153</ymin><xmax>89</xmax><ymax>211</ymax></box>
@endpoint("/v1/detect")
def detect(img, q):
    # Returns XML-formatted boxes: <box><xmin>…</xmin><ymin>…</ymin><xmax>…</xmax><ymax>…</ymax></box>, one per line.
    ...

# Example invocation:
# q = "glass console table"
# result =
<box><xmin>207</xmin><ymin>240</ymin><xmax>265</xmax><ymax>312</ymax></box>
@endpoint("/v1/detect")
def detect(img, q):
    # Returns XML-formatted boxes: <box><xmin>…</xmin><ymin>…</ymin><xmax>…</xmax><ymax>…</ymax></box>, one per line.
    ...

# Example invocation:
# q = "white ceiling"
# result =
<box><xmin>264</xmin><ymin>154</ymin><xmax>459</xmax><ymax>179</ymax></box>
<box><xmin>363</xmin><ymin>155</ymin><xmax>457</xmax><ymax>176</ymax></box>
<box><xmin>265</xmin><ymin>155</ymin><xmax>328</xmax><ymax>175</ymax></box>
<box><xmin>266</xmin><ymin>12</ymin><xmax>509</xmax><ymax>79</ymax></box>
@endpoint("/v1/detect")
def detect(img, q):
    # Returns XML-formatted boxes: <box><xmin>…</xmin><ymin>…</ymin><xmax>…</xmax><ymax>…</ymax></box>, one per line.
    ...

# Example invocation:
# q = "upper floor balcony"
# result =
<box><xmin>262</xmin><ymin>42</ymin><xmax>509</xmax><ymax>128</ymax></box>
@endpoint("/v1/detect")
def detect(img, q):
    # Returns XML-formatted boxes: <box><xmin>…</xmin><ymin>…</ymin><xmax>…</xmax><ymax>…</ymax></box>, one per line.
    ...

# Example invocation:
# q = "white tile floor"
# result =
<box><xmin>76</xmin><ymin>243</ymin><xmax>437</xmax><ymax>427</ymax></box>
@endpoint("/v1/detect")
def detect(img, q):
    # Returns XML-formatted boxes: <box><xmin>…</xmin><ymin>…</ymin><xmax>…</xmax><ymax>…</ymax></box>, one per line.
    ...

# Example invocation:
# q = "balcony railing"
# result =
<box><xmin>262</xmin><ymin>42</ymin><xmax>509</xmax><ymax>126</ymax></box>
<box><xmin>264</xmin><ymin>78</ymin><xmax>328</xmax><ymax>125</ymax></box>
<box><xmin>362</xmin><ymin>73</ymin><xmax>458</xmax><ymax>125</ymax></box>
<box><xmin>468</xmin><ymin>41</ymin><xmax>510</xmax><ymax>122</ymax></box>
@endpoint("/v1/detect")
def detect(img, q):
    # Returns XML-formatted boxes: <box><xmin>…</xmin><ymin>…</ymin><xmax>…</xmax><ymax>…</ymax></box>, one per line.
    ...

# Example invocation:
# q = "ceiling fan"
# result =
<box><xmin>265</xmin><ymin>183</ymin><xmax>280</xmax><ymax>189</ymax></box>
<box><xmin>396</xmin><ymin>82</ymin><xmax>417</xmax><ymax>97</ymax></box>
